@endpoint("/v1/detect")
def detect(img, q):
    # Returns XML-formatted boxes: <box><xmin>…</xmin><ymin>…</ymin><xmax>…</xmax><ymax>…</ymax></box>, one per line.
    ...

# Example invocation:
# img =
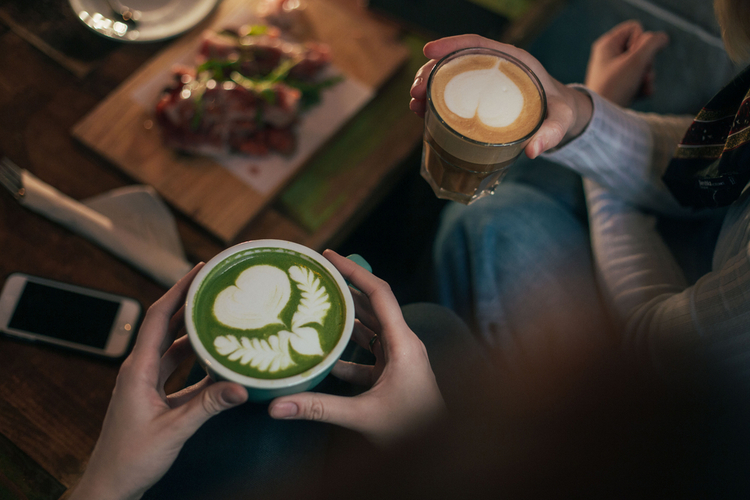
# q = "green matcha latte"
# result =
<box><xmin>192</xmin><ymin>247</ymin><xmax>346</xmax><ymax>379</ymax></box>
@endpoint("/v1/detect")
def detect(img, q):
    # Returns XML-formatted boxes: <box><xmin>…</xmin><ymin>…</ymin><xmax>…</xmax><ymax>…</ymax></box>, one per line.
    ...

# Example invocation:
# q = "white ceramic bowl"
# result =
<box><xmin>186</xmin><ymin>240</ymin><xmax>355</xmax><ymax>402</ymax></box>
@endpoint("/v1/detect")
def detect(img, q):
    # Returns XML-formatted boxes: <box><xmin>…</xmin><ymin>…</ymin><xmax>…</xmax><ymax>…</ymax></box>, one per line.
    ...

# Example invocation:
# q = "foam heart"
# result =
<box><xmin>213</xmin><ymin>265</ymin><xmax>291</xmax><ymax>330</ymax></box>
<box><xmin>443</xmin><ymin>61</ymin><xmax>524</xmax><ymax>128</ymax></box>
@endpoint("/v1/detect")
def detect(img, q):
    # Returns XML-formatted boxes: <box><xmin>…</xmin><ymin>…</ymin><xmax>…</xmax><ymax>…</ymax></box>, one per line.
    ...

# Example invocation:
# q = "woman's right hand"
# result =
<box><xmin>268</xmin><ymin>250</ymin><xmax>446</xmax><ymax>447</ymax></box>
<box><xmin>409</xmin><ymin>34</ymin><xmax>593</xmax><ymax>159</ymax></box>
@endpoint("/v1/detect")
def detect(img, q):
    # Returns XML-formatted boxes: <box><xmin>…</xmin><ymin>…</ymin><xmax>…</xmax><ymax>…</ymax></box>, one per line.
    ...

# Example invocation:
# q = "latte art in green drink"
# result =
<box><xmin>192</xmin><ymin>248</ymin><xmax>345</xmax><ymax>379</ymax></box>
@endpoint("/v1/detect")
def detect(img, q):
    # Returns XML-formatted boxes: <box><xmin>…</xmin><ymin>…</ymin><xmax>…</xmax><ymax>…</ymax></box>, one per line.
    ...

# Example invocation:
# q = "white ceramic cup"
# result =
<box><xmin>185</xmin><ymin>240</ymin><xmax>355</xmax><ymax>402</ymax></box>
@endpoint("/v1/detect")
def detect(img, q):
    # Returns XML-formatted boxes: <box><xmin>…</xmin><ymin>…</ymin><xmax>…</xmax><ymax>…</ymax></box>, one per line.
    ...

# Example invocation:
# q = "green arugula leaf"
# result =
<box><xmin>243</xmin><ymin>24</ymin><xmax>269</xmax><ymax>37</ymax></box>
<box><xmin>196</xmin><ymin>59</ymin><xmax>240</xmax><ymax>81</ymax></box>
<box><xmin>218</xmin><ymin>24</ymin><xmax>269</xmax><ymax>39</ymax></box>
<box><xmin>286</xmin><ymin>75</ymin><xmax>344</xmax><ymax>108</ymax></box>
<box><xmin>267</xmin><ymin>58</ymin><xmax>299</xmax><ymax>83</ymax></box>
<box><xmin>230</xmin><ymin>71</ymin><xmax>277</xmax><ymax>105</ymax></box>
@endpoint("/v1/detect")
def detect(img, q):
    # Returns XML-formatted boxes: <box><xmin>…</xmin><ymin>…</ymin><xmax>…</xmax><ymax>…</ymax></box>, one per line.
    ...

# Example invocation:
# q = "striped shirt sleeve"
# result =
<box><xmin>544</xmin><ymin>87</ymin><xmax>697</xmax><ymax>217</ymax></box>
<box><xmin>546</xmin><ymin>87</ymin><xmax>750</xmax><ymax>381</ymax></box>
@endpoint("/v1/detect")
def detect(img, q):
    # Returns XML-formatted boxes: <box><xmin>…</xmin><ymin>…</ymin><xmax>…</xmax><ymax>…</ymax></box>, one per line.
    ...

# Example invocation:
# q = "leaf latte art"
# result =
<box><xmin>213</xmin><ymin>265</ymin><xmax>330</xmax><ymax>373</ymax></box>
<box><xmin>192</xmin><ymin>248</ymin><xmax>346</xmax><ymax>379</ymax></box>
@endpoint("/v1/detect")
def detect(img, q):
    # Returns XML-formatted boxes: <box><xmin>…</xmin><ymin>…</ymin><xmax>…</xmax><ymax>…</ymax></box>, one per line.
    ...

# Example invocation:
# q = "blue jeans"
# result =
<box><xmin>433</xmin><ymin>159</ymin><xmax>613</xmax><ymax>363</ymax></box>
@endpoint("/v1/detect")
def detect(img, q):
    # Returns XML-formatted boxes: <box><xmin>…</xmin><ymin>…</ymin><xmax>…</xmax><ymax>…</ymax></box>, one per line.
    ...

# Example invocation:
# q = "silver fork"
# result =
<box><xmin>0</xmin><ymin>157</ymin><xmax>25</xmax><ymax>200</ymax></box>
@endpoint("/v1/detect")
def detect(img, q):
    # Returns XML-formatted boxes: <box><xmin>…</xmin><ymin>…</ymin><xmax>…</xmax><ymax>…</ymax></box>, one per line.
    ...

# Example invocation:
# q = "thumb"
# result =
<box><xmin>269</xmin><ymin>392</ymin><xmax>363</xmax><ymax>430</ymax></box>
<box><xmin>526</xmin><ymin>98</ymin><xmax>573</xmax><ymax>158</ymax></box>
<box><xmin>173</xmin><ymin>382</ymin><xmax>248</xmax><ymax>438</ymax></box>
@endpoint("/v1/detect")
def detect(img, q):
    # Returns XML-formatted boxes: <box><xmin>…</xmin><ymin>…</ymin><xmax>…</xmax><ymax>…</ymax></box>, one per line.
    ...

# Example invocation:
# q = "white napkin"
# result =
<box><xmin>20</xmin><ymin>170</ymin><xmax>193</xmax><ymax>288</ymax></box>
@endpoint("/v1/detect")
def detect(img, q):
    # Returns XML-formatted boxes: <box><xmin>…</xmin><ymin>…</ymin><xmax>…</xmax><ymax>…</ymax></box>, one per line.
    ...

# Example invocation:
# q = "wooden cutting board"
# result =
<box><xmin>72</xmin><ymin>0</ymin><xmax>410</xmax><ymax>243</ymax></box>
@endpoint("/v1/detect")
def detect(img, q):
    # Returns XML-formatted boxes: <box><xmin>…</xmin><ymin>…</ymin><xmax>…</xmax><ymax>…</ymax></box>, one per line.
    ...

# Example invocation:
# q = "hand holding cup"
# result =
<box><xmin>268</xmin><ymin>250</ymin><xmax>446</xmax><ymax>447</ymax></box>
<box><xmin>410</xmin><ymin>34</ymin><xmax>594</xmax><ymax>160</ymax></box>
<box><xmin>69</xmin><ymin>265</ymin><xmax>248</xmax><ymax>500</ymax></box>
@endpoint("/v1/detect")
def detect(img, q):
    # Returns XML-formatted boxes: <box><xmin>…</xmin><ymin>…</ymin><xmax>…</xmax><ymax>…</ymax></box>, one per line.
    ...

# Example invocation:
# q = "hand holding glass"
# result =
<box><xmin>421</xmin><ymin>47</ymin><xmax>547</xmax><ymax>204</ymax></box>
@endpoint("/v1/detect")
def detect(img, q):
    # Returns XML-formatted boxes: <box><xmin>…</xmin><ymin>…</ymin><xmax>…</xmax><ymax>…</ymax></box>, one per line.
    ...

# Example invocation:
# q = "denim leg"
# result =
<box><xmin>434</xmin><ymin>180</ymin><xmax>611</xmax><ymax>364</ymax></box>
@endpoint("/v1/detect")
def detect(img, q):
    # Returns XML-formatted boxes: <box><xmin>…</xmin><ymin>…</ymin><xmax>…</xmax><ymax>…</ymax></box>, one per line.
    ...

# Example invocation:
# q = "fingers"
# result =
<box><xmin>590</xmin><ymin>20</ymin><xmax>667</xmax><ymax>70</ymax></box>
<box><xmin>324</xmin><ymin>250</ymin><xmax>408</xmax><ymax>337</ymax></box>
<box><xmin>158</xmin><ymin>304</ymin><xmax>186</xmax><ymax>357</ymax></box>
<box><xmin>641</xmin><ymin>67</ymin><xmax>656</xmax><ymax>96</ymax></box>
<box><xmin>170</xmin><ymin>381</ymin><xmax>247</xmax><ymax>439</ymax></box>
<box><xmin>423</xmin><ymin>34</ymin><xmax>506</xmax><ymax>60</ymax></box>
<box><xmin>325</xmin><ymin>249</ymin><xmax>376</xmax><ymax>294</ymax></box>
<box><xmin>624</xmin><ymin>22</ymin><xmax>644</xmax><ymax>50</ymax></box>
<box><xmin>132</xmin><ymin>263</ymin><xmax>204</xmax><ymax>361</ymax></box>
<box><xmin>351</xmin><ymin>288</ymin><xmax>379</xmax><ymax>333</ymax></box>
<box><xmin>410</xmin><ymin>60</ymin><xmax>436</xmax><ymax>100</ymax></box>
<box><xmin>331</xmin><ymin>359</ymin><xmax>374</xmax><ymax>386</ymax></box>
<box><xmin>410</xmin><ymin>98</ymin><xmax>426</xmax><ymax>118</ymax></box>
<box><xmin>350</xmin><ymin>319</ymin><xmax>375</xmax><ymax>348</ymax></box>
<box><xmin>158</xmin><ymin>334</ymin><xmax>194</xmax><ymax>390</ymax></box>
<box><xmin>599</xmin><ymin>20</ymin><xmax>643</xmax><ymax>54</ymax></box>
<box><xmin>268</xmin><ymin>391</ymin><xmax>363</xmax><ymax>432</ymax></box>
<box><xmin>424</xmin><ymin>34</ymin><xmax>547</xmax><ymax>79</ymax></box>
<box><xmin>412</xmin><ymin>35</ymin><xmax>553</xmax><ymax>122</ymax></box>
<box><xmin>350</xmin><ymin>320</ymin><xmax>385</xmax><ymax>361</ymax></box>
<box><xmin>416</xmin><ymin>35</ymin><xmax>526</xmax><ymax>99</ymax></box>
<box><xmin>627</xmin><ymin>30</ymin><xmax>669</xmax><ymax>67</ymax></box>
<box><xmin>410</xmin><ymin>60</ymin><xmax>437</xmax><ymax>118</ymax></box>
<box><xmin>526</xmin><ymin>97</ymin><xmax>573</xmax><ymax>158</ymax></box>
<box><xmin>166</xmin><ymin>375</ymin><xmax>213</xmax><ymax>408</ymax></box>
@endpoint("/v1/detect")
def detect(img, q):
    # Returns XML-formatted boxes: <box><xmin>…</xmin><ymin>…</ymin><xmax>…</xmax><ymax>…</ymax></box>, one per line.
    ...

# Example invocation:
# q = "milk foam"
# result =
<box><xmin>430</xmin><ymin>53</ymin><xmax>543</xmax><ymax>145</ymax></box>
<box><xmin>213</xmin><ymin>265</ymin><xmax>291</xmax><ymax>330</ymax></box>
<box><xmin>211</xmin><ymin>263</ymin><xmax>331</xmax><ymax>373</ymax></box>
<box><xmin>443</xmin><ymin>61</ymin><xmax>524</xmax><ymax>128</ymax></box>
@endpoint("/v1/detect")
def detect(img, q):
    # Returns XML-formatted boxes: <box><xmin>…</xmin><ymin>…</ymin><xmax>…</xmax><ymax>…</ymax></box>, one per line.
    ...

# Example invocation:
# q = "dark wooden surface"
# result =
<box><xmin>0</xmin><ymin>2</ymin><xmax>421</xmax><ymax>497</ymax></box>
<box><xmin>0</xmin><ymin>1</ymin><xmax>563</xmax><ymax>497</ymax></box>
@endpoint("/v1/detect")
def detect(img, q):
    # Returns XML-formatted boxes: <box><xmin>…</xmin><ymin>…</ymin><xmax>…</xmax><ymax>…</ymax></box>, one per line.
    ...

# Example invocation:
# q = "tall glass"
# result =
<box><xmin>421</xmin><ymin>47</ymin><xmax>547</xmax><ymax>204</ymax></box>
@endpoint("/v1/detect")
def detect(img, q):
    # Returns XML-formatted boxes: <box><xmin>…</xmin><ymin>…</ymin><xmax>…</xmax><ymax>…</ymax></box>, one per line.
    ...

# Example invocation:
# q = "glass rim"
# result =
<box><xmin>426</xmin><ymin>46</ymin><xmax>548</xmax><ymax>148</ymax></box>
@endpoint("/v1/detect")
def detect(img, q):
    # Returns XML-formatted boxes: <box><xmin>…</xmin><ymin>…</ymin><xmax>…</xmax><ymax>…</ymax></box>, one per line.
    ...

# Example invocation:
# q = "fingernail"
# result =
<box><xmin>270</xmin><ymin>402</ymin><xmax>298</xmax><ymax>418</ymax></box>
<box><xmin>411</xmin><ymin>77</ymin><xmax>423</xmax><ymax>91</ymax></box>
<box><xmin>530</xmin><ymin>140</ymin><xmax>541</xmax><ymax>158</ymax></box>
<box><xmin>223</xmin><ymin>387</ymin><xmax>247</xmax><ymax>405</ymax></box>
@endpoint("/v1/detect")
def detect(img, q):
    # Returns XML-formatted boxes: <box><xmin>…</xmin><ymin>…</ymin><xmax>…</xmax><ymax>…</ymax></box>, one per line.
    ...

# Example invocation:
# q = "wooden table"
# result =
<box><xmin>0</xmin><ymin>1</ymin><xmax>563</xmax><ymax>497</ymax></box>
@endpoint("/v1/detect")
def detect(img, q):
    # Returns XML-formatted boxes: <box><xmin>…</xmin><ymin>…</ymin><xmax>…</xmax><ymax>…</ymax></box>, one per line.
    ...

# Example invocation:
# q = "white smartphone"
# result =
<box><xmin>0</xmin><ymin>273</ymin><xmax>142</xmax><ymax>360</ymax></box>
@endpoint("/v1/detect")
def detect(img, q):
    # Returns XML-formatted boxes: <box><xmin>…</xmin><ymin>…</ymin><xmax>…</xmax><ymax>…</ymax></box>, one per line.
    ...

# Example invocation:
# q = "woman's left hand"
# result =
<box><xmin>70</xmin><ymin>264</ymin><xmax>248</xmax><ymax>500</ymax></box>
<box><xmin>585</xmin><ymin>20</ymin><xmax>669</xmax><ymax>107</ymax></box>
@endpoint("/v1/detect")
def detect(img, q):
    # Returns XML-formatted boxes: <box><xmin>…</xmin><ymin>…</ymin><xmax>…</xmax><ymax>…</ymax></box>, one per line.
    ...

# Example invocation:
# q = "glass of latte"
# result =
<box><xmin>186</xmin><ymin>240</ymin><xmax>355</xmax><ymax>402</ymax></box>
<box><xmin>422</xmin><ymin>47</ymin><xmax>547</xmax><ymax>204</ymax></box>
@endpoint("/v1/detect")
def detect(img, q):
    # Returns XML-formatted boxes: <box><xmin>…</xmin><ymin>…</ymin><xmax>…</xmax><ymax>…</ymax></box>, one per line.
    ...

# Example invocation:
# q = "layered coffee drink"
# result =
<box><xmin>191</xmin><ymin>246</ymin><xmax>346</xmax><ymax>380</ymax></box>
<box><xmin>422</xmin><ymin>48</ymin><xmax>546</xmax><ymax>203</ymax></box>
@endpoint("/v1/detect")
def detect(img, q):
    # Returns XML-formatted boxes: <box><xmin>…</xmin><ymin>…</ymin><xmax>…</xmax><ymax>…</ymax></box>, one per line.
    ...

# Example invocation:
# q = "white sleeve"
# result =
<box><xmin>585</xmin><ymin>177</ymin><xmax>750</xmax><ymax>378</ymax></box>
<box><xmin>543</xmin><ymin>87</ymin><xmax>698</xmax><ymax>217</ymax></box>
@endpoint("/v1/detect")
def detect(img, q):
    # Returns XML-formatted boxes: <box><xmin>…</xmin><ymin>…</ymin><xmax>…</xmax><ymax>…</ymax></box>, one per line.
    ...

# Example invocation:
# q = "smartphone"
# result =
<box><xmin>0</xmin><ymin>273</ymin><xmax>142</xmax><ymax>359</ymax></box>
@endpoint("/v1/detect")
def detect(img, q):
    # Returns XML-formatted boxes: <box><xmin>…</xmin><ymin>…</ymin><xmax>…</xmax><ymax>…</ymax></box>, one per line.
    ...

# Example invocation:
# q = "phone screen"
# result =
<box><xmin>8</xmin><ymin>281</ymin><xmax>122</xmax><ymax>348</ymax></box>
